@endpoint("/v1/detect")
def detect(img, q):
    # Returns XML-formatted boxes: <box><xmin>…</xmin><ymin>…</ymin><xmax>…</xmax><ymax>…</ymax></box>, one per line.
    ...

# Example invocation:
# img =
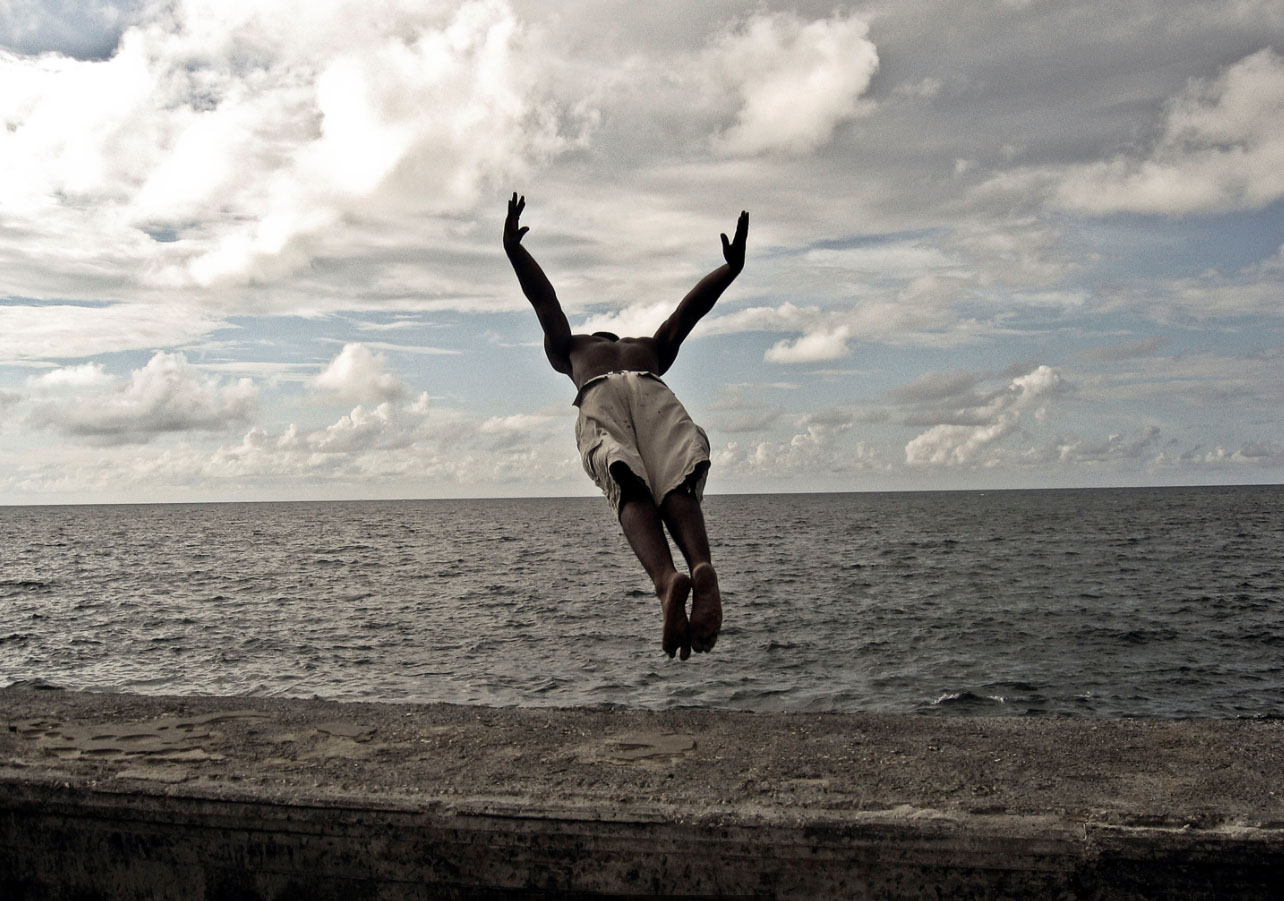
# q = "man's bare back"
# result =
<box><xmin>565</xmin><ymin>334</ymin><xmax>663</xmax><ymax>390</ymax></box>
<box><xmin>504</xmin><ymin>193</ymin><xmax>747</xmax><ymax>659</ymax></box>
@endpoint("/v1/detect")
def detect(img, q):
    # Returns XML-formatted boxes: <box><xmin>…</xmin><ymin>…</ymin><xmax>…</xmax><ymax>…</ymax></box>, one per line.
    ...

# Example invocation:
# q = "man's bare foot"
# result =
<box><xmin>659</xmin><ymin>572</ymin><xmax>692</xmax><ymax>660</ymax></box>
<box><xmin>689</xmin><ymin>562</ymin><xmax>722</xmax><ymax>653</ymax></box>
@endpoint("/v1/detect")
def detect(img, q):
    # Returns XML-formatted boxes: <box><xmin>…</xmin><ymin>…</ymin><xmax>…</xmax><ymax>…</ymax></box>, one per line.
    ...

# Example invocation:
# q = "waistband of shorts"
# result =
<box><xmin>572</xmin><ymin>370</ymin><xmax>665</xmax><ymax>406</ymax></box>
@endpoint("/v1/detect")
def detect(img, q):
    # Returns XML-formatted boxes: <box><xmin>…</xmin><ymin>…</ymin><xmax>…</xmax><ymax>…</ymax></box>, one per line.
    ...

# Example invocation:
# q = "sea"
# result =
<box><xmin>2</xmin><ymin>486</ymin><xmax>1281</xmax><ymax>718</ymax></box>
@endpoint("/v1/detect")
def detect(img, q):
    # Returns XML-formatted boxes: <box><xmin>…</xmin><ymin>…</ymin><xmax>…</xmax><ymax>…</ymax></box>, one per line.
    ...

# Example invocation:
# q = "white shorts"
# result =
<box><xmin>574</xmin><ymin>371</ymin><xmax>710</xmax><ymax>513</ymax></box>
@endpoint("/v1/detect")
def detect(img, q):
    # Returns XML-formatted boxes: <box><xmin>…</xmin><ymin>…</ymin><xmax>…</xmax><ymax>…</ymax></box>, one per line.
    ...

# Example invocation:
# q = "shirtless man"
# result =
<box><xmin>503</xmin><ymin>193</ymin><xmax>748</xmax><ymax>660</ymax></box>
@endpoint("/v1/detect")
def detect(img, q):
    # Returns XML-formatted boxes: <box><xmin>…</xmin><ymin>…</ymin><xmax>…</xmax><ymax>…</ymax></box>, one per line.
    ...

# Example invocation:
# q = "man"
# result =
<box><xmin>503</xmin><ymin>193</ymin><xmax>748</xmax><ymax>661</ymax></box>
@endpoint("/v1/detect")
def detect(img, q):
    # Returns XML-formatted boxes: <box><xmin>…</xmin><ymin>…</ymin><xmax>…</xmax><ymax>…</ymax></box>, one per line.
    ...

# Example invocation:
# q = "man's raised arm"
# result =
<box><xmin>504</xmin><ymin>193</ymin><xmax>573</xmax><ymax>375</ymax></box>
<box><xmin>653</xmin><ymin>210</ymin><xmax>748</xmax><ymax>374</ymax></box>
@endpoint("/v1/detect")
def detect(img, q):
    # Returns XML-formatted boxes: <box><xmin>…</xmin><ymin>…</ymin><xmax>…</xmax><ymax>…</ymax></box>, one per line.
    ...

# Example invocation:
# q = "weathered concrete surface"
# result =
<box><xmin>1</xmin><ymin>688</ymin><xmax>1281</xmax><ymax>898</ymax></box>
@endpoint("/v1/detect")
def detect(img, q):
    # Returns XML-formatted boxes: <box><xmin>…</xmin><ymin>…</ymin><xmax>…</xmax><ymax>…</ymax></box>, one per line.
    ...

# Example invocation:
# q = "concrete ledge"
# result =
<box><xmin>2</xmin><ymin>689</ymin><xmax>1282</xmax><ymax>898</ymax></box>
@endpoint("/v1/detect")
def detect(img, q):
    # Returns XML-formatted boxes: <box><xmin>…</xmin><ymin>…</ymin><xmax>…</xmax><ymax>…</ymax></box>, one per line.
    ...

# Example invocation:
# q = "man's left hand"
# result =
<box><xmin>721</xmin><ymin>210</ymin><xmax>748</xmax><ymax>274</ymax></box>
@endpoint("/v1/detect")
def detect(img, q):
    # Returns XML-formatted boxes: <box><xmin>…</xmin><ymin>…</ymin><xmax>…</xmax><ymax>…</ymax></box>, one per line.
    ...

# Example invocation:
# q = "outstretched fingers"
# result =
<box><xmin>722</xmin><ymin>210</ymin><xmax>748</xmax><ymax>272</ymax></box>
<box><xmin>504</xmin><ymin>193</ymin><xmax>528</xmax><ymax>246</ymax></box>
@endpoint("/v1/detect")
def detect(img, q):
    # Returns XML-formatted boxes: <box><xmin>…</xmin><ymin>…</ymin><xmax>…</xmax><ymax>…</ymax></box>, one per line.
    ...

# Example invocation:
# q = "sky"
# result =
<box><xmin>2</xmin><ymin>0</ymin><xmax>1283</xmax><ymax>504</ymax></box>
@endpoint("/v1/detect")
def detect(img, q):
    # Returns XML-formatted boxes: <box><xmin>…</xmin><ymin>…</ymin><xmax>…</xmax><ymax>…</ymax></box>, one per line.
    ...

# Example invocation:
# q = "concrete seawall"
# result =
<box><xmin>2</xmin><ymin>688</ymin><xmax>1282</xmax><ymax>898</ymax></box>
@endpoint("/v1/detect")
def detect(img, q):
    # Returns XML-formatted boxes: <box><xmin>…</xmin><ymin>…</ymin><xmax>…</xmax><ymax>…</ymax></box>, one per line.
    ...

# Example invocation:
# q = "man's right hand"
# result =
<box><xmin>504</xmin><ymin>192</ymin><xmax>529</xmax><ymax>251</ymax></box>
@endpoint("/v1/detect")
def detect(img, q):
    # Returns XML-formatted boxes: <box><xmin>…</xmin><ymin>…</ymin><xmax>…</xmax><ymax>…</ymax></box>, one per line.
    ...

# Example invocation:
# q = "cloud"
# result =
<box><xmin>803</xmin><ymin>243</ymin><xmax>958</xmax><ymax>276</ymax></box>
<box><xmin>711</xmin><ymin>425</ymin><xmax>883</xmax><ymax>480</ymax></box>
<box><xmin>708</xmin><ymin>10</ymin><xmax>878</xmax><ymax>156</ymax></box>
<box><xmin>709</xmin><ymin>284</ymin><xmax>978</xmax><ymax>363</ymax></box>
<box><xmin>1054</xmin><ymin>425</ymin><xmax>1162</xmax><ymax>464</ymax></box>
<box><xmin>1049</xmin><ymin>49</ymin><xmax>1284</xmax><ymax>215</ymax></box>
<box><xmin>307</xmin><ymin>401</ymin><xmax>417</xmax><ymax>454</ymax></box>
<box><xmin>29</xmin><ymin>362</ymin><xmax>112</xmax><ymax>389</ymax></box>
<box><xmin>703</xmin><ymin>302</ymin><xmax>811</xmax><ymax>336</ymax></box>
<box><xmin>710</xmin><ymin>408</ymin><xmax>785</xmax><ymax>435</ymax></box>
<box><xmin>904</xmin><ymin>365</ymin><xmax>1063</xmax><ymax>465</ymax></box>
<box><xmin>268</xmin><ymin>396</ymin><xmax>570</xmax><ymax>475</ymax></box>
<box><xmin>1181</xmin><ymin>440</ymin><xmax>1284</xmax><ymax>466</ymax></box>
<box><xmin>1068</xmin><ymin>350</ymin><xmax>1283</xmax><ymax>415</ymax></box>
<box><xmin>892</xmin><ymin>76</ymin><xmax>942</xmax><ymax>100</ymax></box>
<box><xmin>704</xmin><ymin>382</ymin><xmax>790</xmax><ymax>434</ymax></box>
<box><xmin>478</xmin><ymin>412</ymin><xmax>559</xmax><ymax>434</ymax></box>
<box><xmin>575</xmin><ymin>301</ymin><xmax>674</xmax><ymax>341</ymax></box>
<box><xmin>310</xmin><ymin>343</ymin><xmax>407</xmax><ymax>403</ymax></box>
<box><xmin>764</xmin><ymin>327</ymin><xmax>852</xmax><ymax>364</ymax></box>
<box><xmin>51</xmin><ymin>391</ymin><xmax>581</xmax><ymax>496</ymax></box>
<box><xmin>941</xmin><ymin>219</ymin><xmax>1076</xmax><ymax>288</ymax></box>
<box><xmin>698</xmin><ymin>231</ymin><xmax>1027</xmax><ymax>359</ymax></box>
<box><xmin>1075</xmin><ymin>336</ymin><xmax>1170</xmax><ymax>363</ymax></box>
<box><xmin>30</xmin><ymin>350</ymin><xmax>257</xmax><ymax>442</ymax></box>
<box><xmin>325</xmin><ymin>339</ymin><xmax>459</xmax><ymax>357</ymax></box>
<box><xmin>886</xmin><ymin>370</ymin><xmax>984</xmax><ymax>404</ymax></box>
<box><xmin>1094</xmin><ymin>247</ymin><xmax>1284</xmax><ymax>320</ymax></box>
<box><xmin>1</xmin><ymin>0</ymin><xmax>583</xmax><ymax>296</ymax></box>
<box><xmin>0</xmin><ymin>302</ymin><xmax>227</xmax><ymax>364</ymax></box>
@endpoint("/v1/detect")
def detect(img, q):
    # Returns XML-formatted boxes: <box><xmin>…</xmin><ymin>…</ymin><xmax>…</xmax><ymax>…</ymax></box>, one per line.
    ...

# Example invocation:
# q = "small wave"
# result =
<box><xmin>1119</xmin><ymin>628</ymin><xmax>1178</xmax><ymax>644</ymax></box>
<box><xmin>986</xmin><ymin>680</ymin><xmax>1040</xmax><ymax>692</ymax></box>
<box><xmin>4</xmin><ymin>677</ymin><xmax>65</xmax><ymax>691</ymax></box>
<box><xmin>935</xmin><ymin>690</ymin><xmax>998</xmax><ymax>704</ymax></box>
<box><xmin>0</xmin><ymin>579</ymin><xmax>53</xmax><ymax>592</ymax></box>
<box><xmin>929</xmin><ymin>690</ymin><xmax>1010</xmax><ymax>712</ymax></box>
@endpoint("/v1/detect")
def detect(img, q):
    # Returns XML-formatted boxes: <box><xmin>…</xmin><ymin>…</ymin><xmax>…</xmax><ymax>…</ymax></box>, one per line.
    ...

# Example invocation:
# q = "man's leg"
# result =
<box><xmin>611</xmin><ymin>463</ymin><xmax>691</xmax><ymax>660</ymax></box>
<box><xmin>658</xmin><ymin>475</ymin><xmax>722</xmax><ymax>653</ymax></box>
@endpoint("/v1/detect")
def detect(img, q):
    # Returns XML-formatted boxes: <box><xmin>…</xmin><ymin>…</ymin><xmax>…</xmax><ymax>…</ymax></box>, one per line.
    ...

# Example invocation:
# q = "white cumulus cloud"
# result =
<box><xmin>30</xmin><ymin>350</ymin><xmax>257</xmax><ymax>442</ymax></box>
<box><xmin>904</xmin><ymin>364</ymin><xmax>1062</xmax><ymax>466</ymax></box>
<box><xmin>0</xmin><ymin>0</ymin><xmax>582</xmax><ymax>295</ymax></box>
<box><xmin>311</xmin><ymin>343</ymin><xmax>407</xmax><ymax>403</ymax></box>
<box><xmin>29</xmin><ymin>362</ymin><xmax>112</xmax><ymax>389</ymax></box>
<box><xmin>309</xmin><ymin>402</ymin><xmax>416</xmax><ymax>454</ymax></box>
<box><xmin>708</xmin><ymin>10</ymin><xmax>878</xmax><ymax>156</ymax></box>
<box><xmin>765</xmin><ymin>327</ymin><xmax>853</xmax><ymax>364</ymax></box>
<box><xmin>575</xmin><ymin>301</ymin><xmax>675</xmax><ymax>341</ymax></box>
<box><xmin>1053</xmin><ymin>49</ymin><xmax>1284</xmax><ymax>215</ymax></box>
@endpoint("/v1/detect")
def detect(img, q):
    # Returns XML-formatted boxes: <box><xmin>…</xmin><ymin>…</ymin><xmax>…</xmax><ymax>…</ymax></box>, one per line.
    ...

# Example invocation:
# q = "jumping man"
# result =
<box><xmin>503</xmin><ymin>193</ymin><xmax>748</xmax><ymax>660</ymax></box>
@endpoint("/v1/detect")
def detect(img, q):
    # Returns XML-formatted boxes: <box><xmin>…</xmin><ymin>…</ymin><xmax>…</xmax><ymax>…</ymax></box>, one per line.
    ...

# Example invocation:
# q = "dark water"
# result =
<box><xmin>2</xmin><ymin>487</ymin><xmax>1282</xmax><ymax>717</ymax></box>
